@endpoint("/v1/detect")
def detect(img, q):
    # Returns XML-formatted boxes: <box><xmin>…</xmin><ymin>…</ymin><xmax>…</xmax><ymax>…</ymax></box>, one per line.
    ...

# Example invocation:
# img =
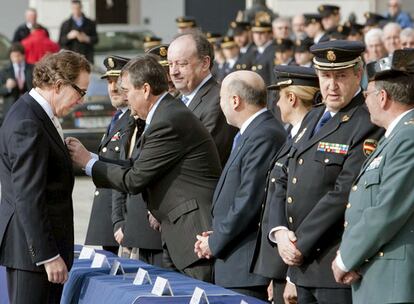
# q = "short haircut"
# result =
<box><xmin>375</xmin><ymin>76</ymin><xmax>414</xmax><ymax>106</ymax></box>
<box><xmin>9</xmin><ymin>42</ymin><xmax>25</xmax><ymax>55</ymax></box>
<box><xmin>382</xmin><ymin>22</ymin><xmax>401</xmax><ymax>38</ymax></box>
<box><xmin>32</xmin><ymin>50</ymin><xmax>91</xmax><ymax>88</ymax></box>
<box><xmin>172</xmin><ymin>31</ymin><xmax>215</xmax><ymax>69</ymax></box>
<box><xmin>226</xmin><ymin>77</ymin><xmax>267</xmax><ymax>107</ymax></box>
<box><xmin>400</xmin><ymin>27</ymin><xmax>414</xmax><ymax>39</ymax></box>
<box><xmin>272</xmin><ymin>17</ymin><xmax>291</xmax><ymax>27</ymax></box>
<box><xmin>365</xmin><ymin>28</ymin><xmax>384</xmax><ymax>45</ymax></box>
<box><xmin>122</xmin><ymin>54</ymin><xmax>168</xmax><ymax>95</ymax></box>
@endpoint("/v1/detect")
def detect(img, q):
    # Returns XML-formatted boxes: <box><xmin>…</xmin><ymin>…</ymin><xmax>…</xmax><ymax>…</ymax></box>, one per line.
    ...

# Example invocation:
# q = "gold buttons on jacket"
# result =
<box><xmin>292</xmin><ymin>177</ymin><xmax>297</xmax><ymax>184</ymax></box>
<box><xmin>344</xmin><ymin>221</ymin><xmax>348</xmax><ymax>228</ymax></box>
<box><xmin>95</xmin><ymin>190</ymin><xmax>99</xmax><ymax>196</ymax></box>
<box><xmin>324</xmin><ymin>158</ymin><xmax>330</xmax><ymax>163</ymax></box>
<box><xmin>346</xmin><ymin>203</ymin><xmax>351</xmax><ymax>209</ymax></box>
<box><xmin>271</xmin><ymin>178</ymin><xmax>276</xmax><ymax>183</ymax></box>
<box><xmin>115</xmin><ymin>146</ymin><xmax>120</xmax><ymax>152</ymax></box>
<box><xmin>102</xmin><ymin>147</ymin><xmax>108</xmax><ymax>153</ymax></box>
<box><xmin>288</xmin><ymin>216</ymin><xmax>293</xmax><ymax>223</ymax></box>
<box><xmin>298</xmin><ymin>159</ymin><xmax>304</xmax><ymax>165</ymax></box>
<box><xmin>287</xmin><ymin>197</ymin><xmax>293</xmax><ymax>204</ymax></box>
<box><xmin>352</xmin><ymin>185</ymin><xmax>358</xmax><ymax>191</ymax></box>
<box><xmin>378</xmin><ymin>251</ymin><xmax>384</xmax><ymax>257</ymax></box>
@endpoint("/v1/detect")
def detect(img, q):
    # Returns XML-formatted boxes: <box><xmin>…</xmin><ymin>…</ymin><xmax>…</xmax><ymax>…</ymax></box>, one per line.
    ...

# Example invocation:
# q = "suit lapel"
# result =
<box><xmin>212</xmin><ymin>111</ymin><xmax>270</xmax><ymax>209</ymax></box>
<box><xmin>22</xmin><ymin>94</ymin><xmax>70</xmax><ymax>160</ymax></box>
<box><xmin>297</xmin><ymin>93</ymin><xmax>363</xmax><ymax>153</ymax></box>
<box><xmin>188</xmin><ymin>77</ymin><xmax>216</xmax><ymax>112</ymax></box>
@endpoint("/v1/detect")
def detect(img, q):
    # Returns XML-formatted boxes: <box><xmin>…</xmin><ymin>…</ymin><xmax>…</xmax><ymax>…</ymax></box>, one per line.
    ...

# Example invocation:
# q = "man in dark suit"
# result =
<box><xmin>0</xmin><ymin>51</ymin><xmax>90</xmax><ymax>304</ymax></box>
<box><xmin>67</xmin><ymin>54</ymin><xmax>221</xmax><ymax>282</ymax></box>
<box><xmin>58</xmin><ymin>0</ymin><xmax>98</xmax><ymax>63</ymax></box>
<box><xmin>0</xmin><ymin>43</ymin><xmax>33</xmax><ymax>122</ymax></box>
<box><xmin>194</xmin><ymin>71</ymin><xmax>286</xmax><ymax>300</ymax></box>
<box><xmin>84</xmin><ymin>56</ymin><xmax>131</xmax><ymax>254</ymax></box>
<box><xmin>168</xmin><ymin>32</ymin><xmax>237</xmax><ymax>166</ymax></box>
<box><xmin>12</xmin><ymin>8</ymin><xmax>49</xmax><ymax>42</ymax></box>
<box><xmin>268</xmin><ymin>41</ymin><xmax>384</xmax><ymax>304</ymax></box>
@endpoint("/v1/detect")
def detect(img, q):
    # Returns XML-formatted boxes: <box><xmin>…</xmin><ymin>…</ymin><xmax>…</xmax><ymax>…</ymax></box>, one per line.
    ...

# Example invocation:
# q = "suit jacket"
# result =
<box><xmin>0</xmin><ymin>93</ymin><xmax>74</xmax><ymax>272</ymax></box>
<box><xmin>84</xmin><ymin>109</ymin><xmax>132</xmax><ymax>246</ymax></box>
<box><xmin>58</xmin><ymin>15</ymin><xmax>98</xmax><ymax>63</ymax></box>
<box><xmin>111</xmin><ymin>119</ymin><xmax>162</xmax><ymax>250</ymax></box>
<box><xmin>92</xmin><ymin>94</ymin><xmax>222</xmax><ymax>270</ymax></box>
<box><xmin>12</xmin><ymin>23</ymin><xmax>49</xmax><ymax>42</ymax></box>
<box><xmin>209</xmin><ymin>110</ymin><xmax>286</xmax><ymax>288</ymax></box>
<box><xmin>339</xmin><ymin>110</ymin><xmax>414</xmax><ymax>304</ymax></box>
<box><xmin>251</xmin><ymin>137</ymin><xmax>292</xmax><ymax>280</ymax></box>
<box><xmin>0</xmin><ymin>63</ymin><xmax>34</xmax><ymax>120</ymax></box>
<box><xmin>251</xmin><ymin>41</ymin><xmax>277</xmax><ymax>86</ymax></box>
<box><xmin>188</xmin><ymin>77</ymin><xmax>238</xmax><ymax>166</ymax></box>
<box><xmin>273</xmin><ymin>92</ymin><xmax>384</xmax><ymax>288</ymax></box>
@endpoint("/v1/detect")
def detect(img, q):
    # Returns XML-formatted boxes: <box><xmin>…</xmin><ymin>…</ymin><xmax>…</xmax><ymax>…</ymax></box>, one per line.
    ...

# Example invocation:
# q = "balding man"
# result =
<box><xmin>195</xmin><ymin>71</ymin><xmax>286</xmax><ymax>300</ymax></box>
<box><xmin>386</xmin><ymin>0</ymin><xmax>413</xmax><ymax>29</ymax></box>
<box><xmin>168</xmin><ymin>32</ymin><xmax>237</xmax><ymax>166</ymax></box>
<box><xmin>12</xmin><ymin>8</ymin><xmax>49</xmax><ymax>42</ymax></box>
<box><xmin>364</xmin><ymin>28</ymin><xmax>387</xmax><ymax>63</ymax></box>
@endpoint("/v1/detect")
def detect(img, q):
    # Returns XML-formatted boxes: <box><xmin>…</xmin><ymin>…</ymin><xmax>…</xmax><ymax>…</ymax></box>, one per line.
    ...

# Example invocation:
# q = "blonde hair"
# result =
<box><xmin>283</xmin><ymin>85</ymin><xmax>319</xmax><ymax>108</ymax></box>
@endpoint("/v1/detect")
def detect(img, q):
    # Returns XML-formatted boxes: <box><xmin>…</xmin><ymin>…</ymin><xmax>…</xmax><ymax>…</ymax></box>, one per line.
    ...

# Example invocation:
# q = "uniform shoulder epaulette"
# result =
<box><xmin>404</xmin><ymin>118</ymin><xmax>414</xmax><ymax>125</ymax></box>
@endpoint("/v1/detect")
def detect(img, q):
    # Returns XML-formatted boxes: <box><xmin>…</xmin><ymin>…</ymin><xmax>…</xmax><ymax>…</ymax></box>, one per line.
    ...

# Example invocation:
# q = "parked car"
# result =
<box><xmin>94</xmin><ymin>24</ymin><xmax>153</xmax><ymax>71</ymax></box>
<box><xmin>0</xmin><ymin>33</ymin><xmax>11</xmax><ymax>69</ymax></box>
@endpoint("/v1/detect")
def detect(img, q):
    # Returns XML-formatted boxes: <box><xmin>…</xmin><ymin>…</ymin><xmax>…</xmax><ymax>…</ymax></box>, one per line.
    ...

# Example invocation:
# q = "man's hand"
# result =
<box><xmin>114</xmin><ymin>227</ymin><xmax>124</xmax><ymax>244</ymax></box>
<box><xmin>65</xmin><ymin>137</ymin><xmax>92</xmax><ymax>168</ymax></box>
<box><xmin>77</xmin><ymin>32</ymin><xmax>91</xmax><ymax>43</ymax></box>
<box><xmin>194</xmin><ymin>231</ymin><xmax>213</xmax><ymax>259</ymax></box>
<box><xmin>67</xmin><ymin>29</ymin><xmax>79</xmax><ymax>40</ymax></box>
<box><xmin>5</xmin><ymin>78</ymin><xmax>16</xmax><ymax>90</ymax></box>
<box><xmin>267</xmin><ymin>280</ymin><xmax>273</xmax><ymax>302</ymax></box>
<box><xmin>274</xmin><ymin>230</ymin><xmax>303</xmax><ymax>266</ymax></box>
<box><xmin>283</xmin><ymin>282</ymin><xmax>298</xmax><ymax>304</ymax></box>
<box><xmin>148</xmin><ymin>212</ymin><xmax>161</xmax><ymax>232</ymax></box>
<box><xmin>44</xmin><ymin>257</ymin><xmax>68</xmax><ymax>284</ymax></box>
<box><xmin>331</xmin><ymin>256</ymin><xmax>361</xmax><ymax>285</ymax></box>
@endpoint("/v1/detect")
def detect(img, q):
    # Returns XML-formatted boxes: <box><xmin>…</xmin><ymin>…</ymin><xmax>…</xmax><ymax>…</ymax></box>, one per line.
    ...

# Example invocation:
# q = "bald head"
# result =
<box><xmin>223</xmin><ymin>71</ymin><xmax>267</xmax><ymax>107</ymax></box>
<box><xmin>220</xmin><ymin>71</ymin><xmax>267</xmax><ymax>128</ymax></box>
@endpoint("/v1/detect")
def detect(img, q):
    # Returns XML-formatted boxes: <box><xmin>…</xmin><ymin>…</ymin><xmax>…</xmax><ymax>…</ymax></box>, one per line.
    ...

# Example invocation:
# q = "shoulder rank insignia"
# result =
<box><xmin>317</xmin><ymin>142</ymin><xmax>349</xmax><ymax>154</ymax></box>
<box><xmin>295</xmin><ymin>127</ymin><xmax>307</xmax><ymax>143</ymax></box>
<box><xmin>363</xmin><ymin>139</ymin><xmax>378</xmax><ymax>156</ymax></box>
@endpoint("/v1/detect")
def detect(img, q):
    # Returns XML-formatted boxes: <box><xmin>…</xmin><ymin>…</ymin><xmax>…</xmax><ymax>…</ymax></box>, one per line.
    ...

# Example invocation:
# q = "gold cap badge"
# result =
<box><xmin>108</xmin><ymin>57</ymin><xmax>115</xmax><ymax>68</ymax></box>
<box><xmin>159</xmin><ymin>47</ymin><xmax>167</xmax><ymax>57</ymax></box>
<box><xmin>327</xmin><ymin>50</ymin><xmax>336</xmax><ymax>62</ymax></box>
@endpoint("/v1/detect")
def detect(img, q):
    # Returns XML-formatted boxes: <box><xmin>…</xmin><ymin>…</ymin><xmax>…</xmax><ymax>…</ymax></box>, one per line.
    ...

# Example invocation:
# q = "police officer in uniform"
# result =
<box><xmin>143</xmin><ymin>36</ymin><xmax>162</xmax><ymax>52</ymax></box>
<box><xmin>230</xmin><ymin>21</ymin><xmax>256</xmax><ymax>68</ymax></box>
<box><xmin>251</xmin><ymin>21</ymin><xmax>276</xmax><ymax>86</ymax></box>
<box><xmin>274</xmin><ymin>38</ymin><xmax>295</xmax><ymax>66</ymax></box>
<box><xmin>252</xmin><ymin>65</ymin><xmax>319</xmax><ymax>304</ymax></box>
<box><xmin>84</xmin><ymin>56</ymin><xmax>131</xmax><ymax>254</ymax></box>
<box><xmin>294</xmin><ymin>37</ymin><xmax>314</xmax><ymax>67</ymax></box>
<box><xmin>333</xmin><ymin>49</ymin><xmax>414</xmax><ymax>304</ymax></box>
<box><xmin>268</xmin><ymin>40</ymin><xmax>384</xmax><ymax>304</ymax></box>
<box><xmin>217</xmin><ymin>36</ymin><xmax>251</xmax><ymax>82</ymax></box>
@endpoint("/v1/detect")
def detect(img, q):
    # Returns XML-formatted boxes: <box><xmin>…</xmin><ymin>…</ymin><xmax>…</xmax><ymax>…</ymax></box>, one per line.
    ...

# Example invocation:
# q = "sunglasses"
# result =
<box><xmin>71</xmin><ymin>83</ymin><xmax>87</xmax><ymax>98</ymax></box>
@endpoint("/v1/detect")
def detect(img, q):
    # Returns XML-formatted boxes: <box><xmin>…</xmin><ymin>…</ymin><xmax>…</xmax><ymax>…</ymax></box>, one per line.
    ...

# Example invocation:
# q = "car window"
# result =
<box><xmin>95</xmin><ymin>31</ymin><xmax>152</xmax><ymax>53</ymax></box>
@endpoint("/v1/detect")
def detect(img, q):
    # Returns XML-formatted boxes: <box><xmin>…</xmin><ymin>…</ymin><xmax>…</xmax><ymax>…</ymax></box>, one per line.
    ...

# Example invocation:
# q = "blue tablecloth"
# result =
<box><xmin>62</xmin><ymin>247</ymin><xmax>267</xmax><ymax>304</ymax></box>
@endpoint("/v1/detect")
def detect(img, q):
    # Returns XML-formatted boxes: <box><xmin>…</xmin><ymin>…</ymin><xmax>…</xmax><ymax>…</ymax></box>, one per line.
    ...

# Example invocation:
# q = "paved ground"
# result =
<box><xmin>73</xmin><ymin>176</ymin><xmax>96</xmax><ymax>245</ymax></box>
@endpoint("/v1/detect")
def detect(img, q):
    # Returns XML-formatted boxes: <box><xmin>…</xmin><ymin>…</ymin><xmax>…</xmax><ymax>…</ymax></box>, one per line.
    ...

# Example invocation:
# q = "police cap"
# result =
<box><xmin>268</xmin><ymin>65</ymin><xmax>319</xmax><ymax>90</ymax></box>
<box><xmin>101</xmin><ymin>55</ymin><xmax>130</xmax><ymax>79</ymax></box>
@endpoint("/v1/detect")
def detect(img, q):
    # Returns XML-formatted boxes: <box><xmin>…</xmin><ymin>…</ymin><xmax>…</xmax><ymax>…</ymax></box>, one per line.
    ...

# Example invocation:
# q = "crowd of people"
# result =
<box><xmin>0</xmin><ymin>0</ymin><xmax>413</xmax><ymax>304</ymax></box>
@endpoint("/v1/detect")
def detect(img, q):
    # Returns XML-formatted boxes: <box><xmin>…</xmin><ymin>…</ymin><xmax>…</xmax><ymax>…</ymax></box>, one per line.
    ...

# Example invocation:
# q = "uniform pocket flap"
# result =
<box><xmin>364</xmin><ymin>172</ymin><xmax>380</xmax><ymax>187</ymax></box>
<box><xmin>167</xmin><ymin>199</ymin><xmax>198</xmax><ymax>223</ymax></box>
<box><xmin>314</xmin><ymin>151</ymin><xmax>346</xmax><ymax>165</ymax></box>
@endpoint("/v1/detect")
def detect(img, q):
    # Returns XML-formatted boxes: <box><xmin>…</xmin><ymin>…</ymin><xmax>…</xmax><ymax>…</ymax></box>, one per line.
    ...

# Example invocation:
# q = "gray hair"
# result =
<box><xmin>365</xmin><ymin>28</ymin><xmax>383</xmax><ymax>45</ymax></box>
<box><xmin>400</xmin><ymin>27</ymin><xmax>414</xmax><ymax>39</ymax></box>
<box><xmin>375</xmin><ymin>76</ymin><xmax>414</xmax><ymax>105</ymax></box>
<box><xmin>272</xmin><ymin>16</ymin><xmax>291</xmax><ymax>27</ymax></box>
<box><xmin>172</xmin><ymin>31</ymin><xmax>215</xmax><ymax>69</ymax></box>
<box><xmin>382</xmin><ymin>22</ymin><xmax>401</xmax><ymax>39</ymax></box>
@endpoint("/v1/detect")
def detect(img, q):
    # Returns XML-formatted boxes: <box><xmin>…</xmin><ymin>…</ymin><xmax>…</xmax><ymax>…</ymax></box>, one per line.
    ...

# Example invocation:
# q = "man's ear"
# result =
<box><xmin>143</xmin><ymin>83</ymin><xmax>151</xmax><ymax>99</ymax></box>
<box><xmin>232</xmin><ymin>95</ymin><xmax>242</xmax><ymax>110</ymax></box>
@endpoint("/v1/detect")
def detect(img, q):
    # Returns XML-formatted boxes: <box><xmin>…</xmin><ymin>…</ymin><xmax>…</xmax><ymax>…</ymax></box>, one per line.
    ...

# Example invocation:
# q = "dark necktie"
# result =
<box><xmin>231</xmin><ymin>132</ymin><xmax>241</xmax><ymax>151</ymax></box>
<box><xmin>313</xmin><ymin>111</ymin><xmax>332</xmax><ymax>136</ymax></box>
<box><xmin>108</xmin><ymin>109</ymin><xmax>122</xmax><ymax>135</ymax></box>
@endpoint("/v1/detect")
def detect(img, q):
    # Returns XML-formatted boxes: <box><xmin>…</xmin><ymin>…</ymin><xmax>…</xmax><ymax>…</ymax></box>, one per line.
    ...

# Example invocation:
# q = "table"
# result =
<box><xmin>62</xmin><ymin>248</ymin><xmax>267</xmax><ymax>304</ymax></box>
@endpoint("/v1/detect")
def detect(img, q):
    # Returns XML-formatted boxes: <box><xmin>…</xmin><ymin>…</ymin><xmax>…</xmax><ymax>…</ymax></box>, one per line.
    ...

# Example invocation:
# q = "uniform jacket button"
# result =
<box><xmin>115</xmin><ymin>146</ymin><xmax>120</xmax><ymax>152</ymax></box>
<box><xmin>346</xmin><ymin>203</ymin><xmax>351</xmax><ymax>208</ymax></box>
<box><xmin>102</xmin><ymin>147</ymin><xmax>108</xmax><ymax>153</ymax></box>
<box><xmin>271</xmin><ymin>178</ymin><xmax>276</xmax><ymax>183</ymax></box>
<box><xmin>378</xmin><ymin>251</ymin><xmax>384</xmax><ymax>257</ymax></box>
<box><xmin>298</xmin><ymin>159</ymin><xmax>304</xmax><ymax>165</ymax></box>
<box><xmin>95</xmin><ymin>190</ymin><xmax>99</xmax><ymax>196</ymax></box>
<box><xmin>287</xmin><ymin>197</ymin><xmax>293</xmax><ymax>204</ymax></box>
<box><xmin>352</xmin><ymin>185</ymin><xmax>358</xmax><ymax>191</ymax></box>
<box><xmin>292</xmin><ymin>177</ymin><xmax>297</xmax><ymax>184</ymax></box>
<box><xmin>344</xmin><ymin>221</ymin><xmax>348</xmax><ymax>228</ymax></box>
<box><xmin>288</xmin><ymin>217</ymin><xmax>293</xmax><ymax>223</ymax></box>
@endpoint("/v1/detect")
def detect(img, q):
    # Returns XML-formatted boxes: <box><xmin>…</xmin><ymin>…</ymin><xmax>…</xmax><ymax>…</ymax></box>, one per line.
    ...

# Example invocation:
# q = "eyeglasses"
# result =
<box><xmin>362</xmin><ymin>90</ymin><xmax>380</xmax><ymax>99</ymax></box>
<box><xmin>70</xmin><ymin>83</ymin><xmax>87</xmax><ymax>98</ymax></box>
